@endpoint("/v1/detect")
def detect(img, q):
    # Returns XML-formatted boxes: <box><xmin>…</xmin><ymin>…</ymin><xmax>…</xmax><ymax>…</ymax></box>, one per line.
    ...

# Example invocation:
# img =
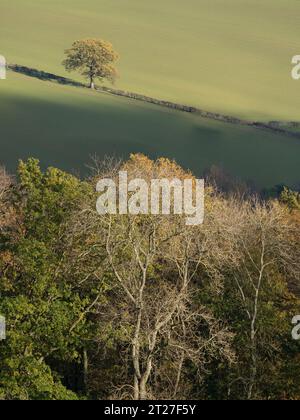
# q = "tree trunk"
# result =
<box><xmin>90</xmin><ymin>76</ymin><xmax>95</xmax><ymax>89</ymax></box>
<box><xmin>139</xmin><ymin>379</ymin><xmax>147</xmax><ymax>400</ymax></box>
<box><xmin>133</xmin><ymin>377</ymin><xmax>149</xmax><ymax>400</ymax></box>
<box><xmin>83</xmin><ymin>348</ymin><xmax>88</xmax><ymax>393</ymax></box>
<box><xmin>134</xmin><ymin>375</ymin><xmax>140</xmax><ymax>400</ymax></box>
<box><xmin>248</xmin><ymin>340</ymin><xmax>257</xmax><ymax>400</ymax></box>
<box><xmin>247</xmin><ymin>248</ymin><xmax>264</xmax><ymax>400</ymax></box>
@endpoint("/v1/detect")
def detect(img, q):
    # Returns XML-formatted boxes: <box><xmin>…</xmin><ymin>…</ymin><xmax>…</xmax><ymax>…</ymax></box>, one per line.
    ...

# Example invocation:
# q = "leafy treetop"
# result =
<box><xmin>63</xmin><ymin>38</ymin><xmax>119</xmax><ymax>89</ymax></box>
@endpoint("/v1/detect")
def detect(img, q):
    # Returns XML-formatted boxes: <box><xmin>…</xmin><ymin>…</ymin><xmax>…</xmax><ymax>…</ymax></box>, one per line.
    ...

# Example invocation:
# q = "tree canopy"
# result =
<box><xmin>63</xmin><ymin>39</ymin><xmax>119</xmax><ymax>89</ymax></box>
<box><xmin>0</xmin><ymin>156</ymin><xmax>299</xmax><ymax>400</ymax></box>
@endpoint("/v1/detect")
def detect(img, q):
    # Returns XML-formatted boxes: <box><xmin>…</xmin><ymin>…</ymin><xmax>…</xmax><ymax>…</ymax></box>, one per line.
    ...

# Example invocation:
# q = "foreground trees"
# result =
<box><xmin>213</xmin><ymin>199</ymin><xmax>300</xmax><ymax>399</ymax></box>
<box><xmin>0</xmin><ymin>156</ymin><xmax>299</xmax><ymax>400</ymax></box>
<box><xmin>66</xmin><ymin>156</ymin><xmax>236</xmax><ymax>399</ymax></box>
<box><xmin>63</xmin><ymin>39</ymin><xmax>119</xmax><ymax>89</ymax></box>
<box><xmin>0</xmin><ymin>161</ymin><xmax>92</xmax><ymax>399</ymax></box>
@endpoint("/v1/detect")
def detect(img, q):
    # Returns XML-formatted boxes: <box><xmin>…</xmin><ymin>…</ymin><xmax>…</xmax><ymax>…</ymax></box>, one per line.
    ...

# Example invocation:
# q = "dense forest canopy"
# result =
<box><xmin>0</xmin><ymin>155</ymin><xmax>299</xmax><ymax>400</ymax></box>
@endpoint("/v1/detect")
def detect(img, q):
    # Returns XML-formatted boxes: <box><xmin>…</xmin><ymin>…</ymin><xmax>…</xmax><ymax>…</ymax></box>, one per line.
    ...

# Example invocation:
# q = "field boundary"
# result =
<box><xmin>8</xmin><ymin>64</ymin><xmax>300</xmax><ymax>140</ymax></box>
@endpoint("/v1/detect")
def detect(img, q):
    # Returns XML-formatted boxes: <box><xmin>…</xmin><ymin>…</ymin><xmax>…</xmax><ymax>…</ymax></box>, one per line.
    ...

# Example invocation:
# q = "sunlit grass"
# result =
<box><xmin>1</xmin><ymin>0</ymin><xmax>300</xmax><ymax>120</ymax></box>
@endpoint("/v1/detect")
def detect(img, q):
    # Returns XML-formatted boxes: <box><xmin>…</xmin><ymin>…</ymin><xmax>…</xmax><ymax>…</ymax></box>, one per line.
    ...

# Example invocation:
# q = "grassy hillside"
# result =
<box><xmin>0</xmin><ymin>72</ymin><xmax>299</xmax><ymax>189</ymax></box>
<box><xmin>1</xmin><ymin>0</ymin><xmax>300</xmax><ymax>121</ymax></box>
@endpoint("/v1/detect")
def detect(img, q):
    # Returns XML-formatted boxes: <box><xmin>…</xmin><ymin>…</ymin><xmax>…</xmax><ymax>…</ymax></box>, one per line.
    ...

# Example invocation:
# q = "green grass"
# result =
<box><xmin>1</xmin><ymin>0</ymin><xmax>300</xmax><ymax>121</ymax></box>
<box><xmin>1</xmin><ymin>72</ymin><xmax>299</xmax><ymax>189</ymax></box>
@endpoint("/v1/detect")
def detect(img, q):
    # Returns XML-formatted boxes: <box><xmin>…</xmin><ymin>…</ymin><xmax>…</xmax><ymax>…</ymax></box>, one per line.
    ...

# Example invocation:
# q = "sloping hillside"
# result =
<box><xmin>1</xmin><ymin>0</ymin><xmax>300</xmax><ymax>121</ymax></box>
<box><xmin>1</xmin><ymin>72</ymin><xmax>299</xmax><ymax>189</ymax></box>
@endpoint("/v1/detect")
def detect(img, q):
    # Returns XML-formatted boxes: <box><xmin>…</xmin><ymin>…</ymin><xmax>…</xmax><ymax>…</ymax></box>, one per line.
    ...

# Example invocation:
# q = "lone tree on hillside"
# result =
<box><xmin>63</xmin><ymin>39</ymin><xmax>119</xmax><ymax>89</ymax></box>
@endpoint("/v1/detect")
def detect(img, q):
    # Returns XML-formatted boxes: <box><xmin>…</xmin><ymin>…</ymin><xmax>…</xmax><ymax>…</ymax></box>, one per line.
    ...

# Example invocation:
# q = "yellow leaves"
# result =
<box><xmin>63</xmin><ymin>38</ymin><xmax>119</xmax><ymax>85</ymax></box>
<box><xmin>123</xmin><ymin>153</ymin><xmax>193</xmax><ymax>182</ymax></box>
<box><xmin>122</xmin><ymin>153</ymin><xmax>214</xmax><ymax>203</ymax></box>
<box><xmin>0</xmin><ymin>250</ymin><xmax>14</xmax><ymax>265</ymax></box>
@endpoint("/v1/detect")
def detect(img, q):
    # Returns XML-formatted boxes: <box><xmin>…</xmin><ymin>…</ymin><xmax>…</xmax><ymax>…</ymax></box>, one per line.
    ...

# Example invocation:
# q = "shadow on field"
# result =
<box><xmin>1</xmin><ymin>82</ymin><xmax>300</xmax><ymax>192</ymax></box>
<box><xmin>8</xmin><ymin>64</ymin><xmax>300</xmax><ymax>140</ymax></box>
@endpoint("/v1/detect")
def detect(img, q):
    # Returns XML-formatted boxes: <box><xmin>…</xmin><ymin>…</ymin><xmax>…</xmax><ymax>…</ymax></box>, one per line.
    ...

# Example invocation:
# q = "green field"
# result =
<box><xmin>0</xmin><ymin>1</ymin><xmax>299</xmax><ymax>189</ymax></box>
<box><xmin>1</xmin><ymin>72</ymin><xmax>299</xmax><ymax>189</ymax></box>
<box><xmin>1</xmin><ymin>0</ymin><xmax>300</xmax><ymax>121</ymax></box>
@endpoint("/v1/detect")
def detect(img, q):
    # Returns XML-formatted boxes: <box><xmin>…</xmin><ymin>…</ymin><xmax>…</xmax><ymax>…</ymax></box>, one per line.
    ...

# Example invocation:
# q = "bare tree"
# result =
<box><xmin>228</xmin><ymin>199</ymin><xmax>300</xmax><ymax>399</ymax></box>
<box><xmin>65</xmin><ymin>155</ymin><xmax>237</xmax><ymax>400</ymax></box>
<box><xmin>103</xmin><ymin>212</ymin><xmax>235</xmax><ymax>399</ymax></box>
<box><xmin>0</xmin><ymin>167</ymin><xmax>15</xmax><ymax>234</ymax></box>
<box><xmin>0</xmin><ymin>167</ymin><xmax>11</xmax><ymax>200</ymax></box>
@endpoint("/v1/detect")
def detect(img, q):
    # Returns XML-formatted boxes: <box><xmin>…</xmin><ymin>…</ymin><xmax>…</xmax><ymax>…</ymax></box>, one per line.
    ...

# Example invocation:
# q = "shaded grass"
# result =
<box><xmin>0</xmin><ymin>73</ymin><xmax>299</xmax><ymax>189</ymax></box>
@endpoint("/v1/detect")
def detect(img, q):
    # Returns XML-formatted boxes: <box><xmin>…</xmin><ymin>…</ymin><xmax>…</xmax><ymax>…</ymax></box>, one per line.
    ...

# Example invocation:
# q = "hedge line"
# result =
<box><xmin>8</xmin><ymin>64</ymin><xmax>300</xmax><ymax>139</ymax></box>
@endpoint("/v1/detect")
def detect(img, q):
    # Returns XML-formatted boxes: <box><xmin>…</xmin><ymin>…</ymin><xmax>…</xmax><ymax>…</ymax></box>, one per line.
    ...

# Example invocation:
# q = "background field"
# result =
<box><xmin>1</xmin><ymin>72</ymin><xmax>300</xmax><ymax>189</ymax></box>
<box><xmin>0</xmin><ymin>0</ymin><xmax>299</xmax><ymax>189</ymax></box>
<box><xmin>1</xmin><ymin>0</ymin><xmax>300</xmax><ymax>121</ymax></box>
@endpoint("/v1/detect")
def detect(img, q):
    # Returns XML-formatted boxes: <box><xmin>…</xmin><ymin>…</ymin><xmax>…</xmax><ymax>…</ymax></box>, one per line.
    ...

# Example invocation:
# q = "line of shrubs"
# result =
<box><xmin>8</xmin><ymin>64</ymin><xmax>300</xmax><ymax>139</ymax></box>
